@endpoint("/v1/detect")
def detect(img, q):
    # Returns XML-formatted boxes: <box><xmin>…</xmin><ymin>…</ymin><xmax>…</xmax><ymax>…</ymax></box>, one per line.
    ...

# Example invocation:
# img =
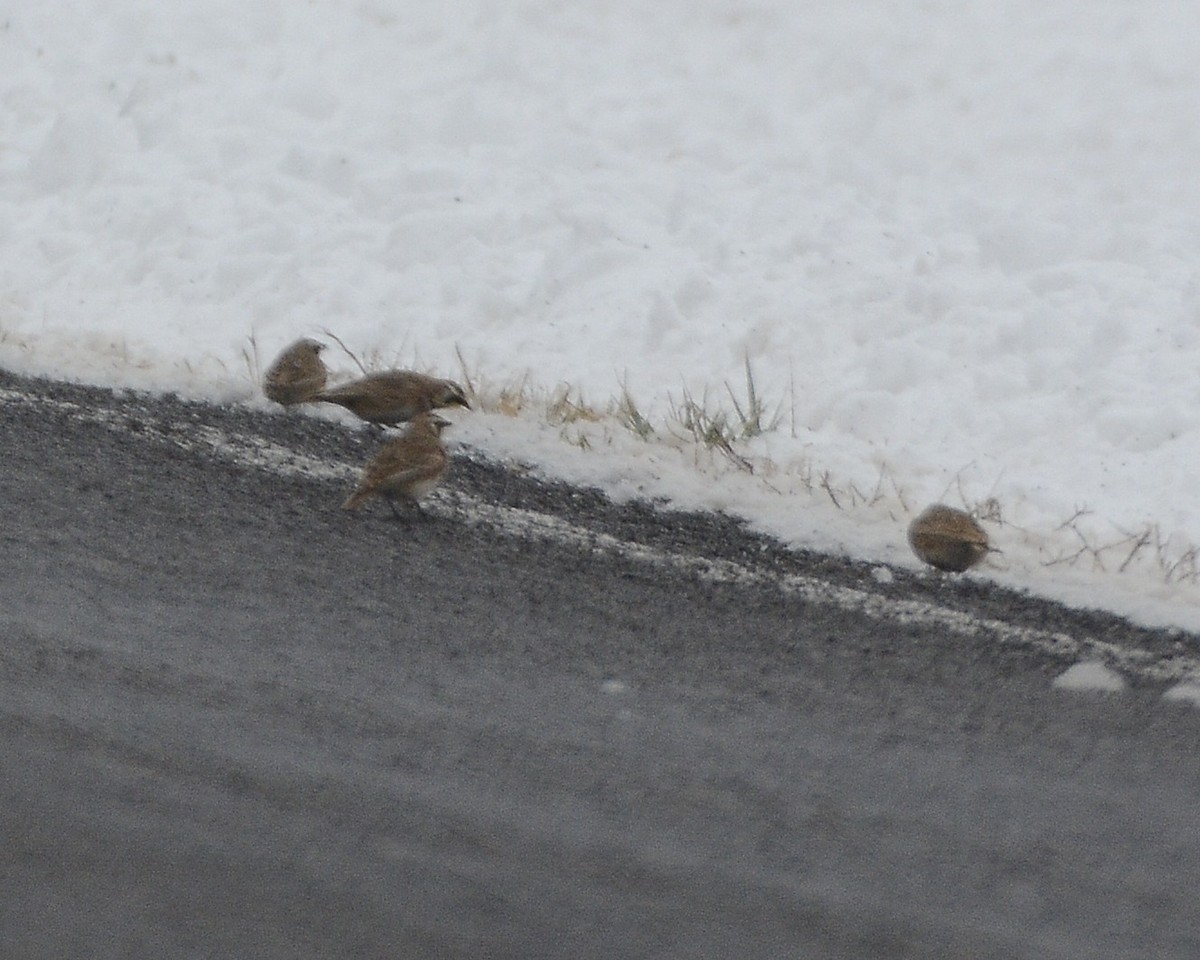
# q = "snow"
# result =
<box><xmin>1053</xmin><ymin>662</ymin><xmax>1127</xmax><ymax>694</ymax></box>
<box><xmin>600</xmin><ymin>680</ymin><xmax>630</xmax><ymax>696</ymax></box>
<box><xmin>1162</xmin><ymin>683</ymin><xmax>1200</xmax><ymax>708</ymax></box>
<box><xmin>6</xmin><ymin>2</ymin><xmax>1200</xmax><ymax>634</ymax></box>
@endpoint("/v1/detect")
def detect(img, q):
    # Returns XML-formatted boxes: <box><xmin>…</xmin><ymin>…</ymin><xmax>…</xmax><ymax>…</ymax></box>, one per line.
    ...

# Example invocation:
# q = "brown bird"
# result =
<box><xmin>343</xmin><ymin>412</ymin><xmax>452</xmax><ymax>518</ymax></box>
<box><xmin>907</xmin><ymin>504</ymin><xmax>991</xmax><ymax>573</ymax></box>
<box><xmin>312</xmin><ymin>370</ymin><xmax>470</xmax><ymax>425</ymax></box>
<box><xmin>262</xmin><ymin>338</ymin><xmax>328</xmax><ymax>406</ymax></box>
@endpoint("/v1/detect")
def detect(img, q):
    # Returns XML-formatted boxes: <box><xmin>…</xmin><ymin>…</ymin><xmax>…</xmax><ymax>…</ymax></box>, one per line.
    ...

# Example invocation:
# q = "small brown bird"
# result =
<box><xmin>343</xmin><ymin>412</ymin><xmax>452</xmax><ymax>518</ymax></box>
<box><xmin>907</xmin><ymin>504</ymin><xmax>991</xmax><ymax>573</ymax></box>
<box><xmin>262</xmin><ymin>338</ymin><xmax>329</xmax><ymax>406</ymax></box>
<box><xmin>312</xmin><ymin>370</ymin><xmax>470</xmax><ymax>425</ymax></box>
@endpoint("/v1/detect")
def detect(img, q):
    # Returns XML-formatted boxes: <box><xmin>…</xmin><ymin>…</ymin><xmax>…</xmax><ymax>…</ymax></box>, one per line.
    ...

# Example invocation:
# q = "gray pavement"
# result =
<box><xmin>2</xmin><ymin>370</ymin><xmax>1199</xmax><ymax>959</ymax></box>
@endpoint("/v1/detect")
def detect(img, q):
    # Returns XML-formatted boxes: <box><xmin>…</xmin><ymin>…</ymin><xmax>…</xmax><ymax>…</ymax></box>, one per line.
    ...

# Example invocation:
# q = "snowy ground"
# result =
<box><xmin>5</xmin><ymin>1</ymin><xmax>1200</xmax><ymax>631</ymax></box>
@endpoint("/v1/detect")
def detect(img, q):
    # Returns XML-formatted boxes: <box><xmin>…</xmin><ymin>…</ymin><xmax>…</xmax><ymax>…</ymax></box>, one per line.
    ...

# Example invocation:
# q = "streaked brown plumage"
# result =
<box><xmin>313</xmin><ymin>370</ymin><xmax>470</xmax><ymax>425</ymax></box>
<box><xmin>262</xmin><ymin>338</ymin><xmax>328</xmax><ymax>406</ymax></box>
<box><xmin>907</xmin><ymin>504</ymin><xmax>990</xmax><ymax>573</ymax></box>
<box><xmin>343</xmin><ymin>412</ymin><xmax>452</xmax><ymax>518</ymax></box>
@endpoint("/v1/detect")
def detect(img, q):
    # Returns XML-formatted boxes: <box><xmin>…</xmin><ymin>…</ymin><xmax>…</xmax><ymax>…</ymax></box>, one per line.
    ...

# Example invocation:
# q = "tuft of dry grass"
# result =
<box><xmin>615</xmin><ymin>378</ymin><xmax>655</xmax><ymax>440</ymax></box>
<box><xmin>1041</xmin><ymin>512</ymin><xmax>1200</xmax><ymax>584</ymax></box>
<box><xmin>725</xmin><ymin>353</ymin><xmax>783</xmax><ymax>439</ymax></box>
<box><xmin>664</xmin><ymin>357</ymin><xmax>781</xmax><ymax>471</ymax></box>
<box><xmin>547</xmin><ymin>384</ymin><xmax>603</xmax><ymax>426</ymax></box>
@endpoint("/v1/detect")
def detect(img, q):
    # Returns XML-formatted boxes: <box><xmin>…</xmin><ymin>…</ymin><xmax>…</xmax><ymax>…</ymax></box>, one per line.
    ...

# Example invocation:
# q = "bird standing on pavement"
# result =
<box><xmin>907</xmin><ymin>503</ymin><xmax>991</xmax><ymax>572</ymax></box>
<box><xmin>343</xmin><ymin>412</ymin><xmax>452</xmax><ymax>518</ymax></box>
<box><xmin>312</xmin><ymin>370</ymin><xmax>470</xmax><ymax>425</ymax></box>
<box><xmin>262</xmin><ymin>338</ymin><xmax>329</xmax><ymax>406</ymax></box>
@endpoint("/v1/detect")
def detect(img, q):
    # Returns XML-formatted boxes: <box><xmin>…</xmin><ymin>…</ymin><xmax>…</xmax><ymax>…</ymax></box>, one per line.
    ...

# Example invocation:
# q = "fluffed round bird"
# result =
<box><xmin>907</xmin><ymin>504</ymin><xmax>991</xmax><ymax>573</ymax></box>
<box><xmin>343</xmin><ymin>412</ymin><xmax>452</xmax><ymax>518</ymax></box>
<box><xmin>262</xmin><ymin>338</ymin><xmax>329</xmax><ymax>406</ymax></box>
<box><xmin>313</xmin><ymin>370</ymin><xmax>470</xmax><ymax>425</ymax></box>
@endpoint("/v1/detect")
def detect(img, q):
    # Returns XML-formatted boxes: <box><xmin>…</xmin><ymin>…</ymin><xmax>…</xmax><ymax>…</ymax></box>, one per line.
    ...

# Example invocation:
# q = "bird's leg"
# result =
<box><xmin>385</xmin><ymin>496</ymin><xmax>405</xmax><ymax>521</ymax></box>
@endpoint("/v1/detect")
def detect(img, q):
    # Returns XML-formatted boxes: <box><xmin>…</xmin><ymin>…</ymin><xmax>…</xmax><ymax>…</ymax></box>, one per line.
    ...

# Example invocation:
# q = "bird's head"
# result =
<box><xmin>437</xmin><ymin>379</ymin><xmax>472</xmax><ymax>410</ymax></box>
<box><xmin>415</xmin><ymin>412</ymin><xmax>453</xmax><ymax>435</ymax></box>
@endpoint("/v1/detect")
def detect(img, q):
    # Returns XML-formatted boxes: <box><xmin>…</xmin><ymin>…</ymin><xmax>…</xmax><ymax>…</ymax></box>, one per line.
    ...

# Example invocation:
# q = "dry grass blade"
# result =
<box><xmin>321</xmin><ymin>327</ymin><xmax>369</xmax><ymax>375</ymax></box>
<box><xmin>243</xmin><ymin>331</ymin><xmax>262</xmax><ymax>383</ymax></box>
<box><xmin>454</xmin><ymin>343</ymin><xmax>478</xmax><ymax>404</ymax></box>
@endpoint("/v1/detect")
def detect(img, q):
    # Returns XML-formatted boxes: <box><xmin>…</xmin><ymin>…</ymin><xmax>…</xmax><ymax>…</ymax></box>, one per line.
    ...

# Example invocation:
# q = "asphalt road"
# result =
<box><xmin>2</xmin><ymin>370</ymin><xmax>1199</xmax><ymax>959</ymax></box>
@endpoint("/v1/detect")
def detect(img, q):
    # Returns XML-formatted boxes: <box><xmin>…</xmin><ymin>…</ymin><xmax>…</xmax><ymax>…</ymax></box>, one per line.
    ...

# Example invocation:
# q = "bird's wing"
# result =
<box><xmin>315</xmin><ymin>379</ymin><xmax>371</xmax><ymax>402</ymax></box>
<box><xmin>362</xmin><ymin>436</ymin><xmax>443</xmax><ymax>487</ymax></box>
